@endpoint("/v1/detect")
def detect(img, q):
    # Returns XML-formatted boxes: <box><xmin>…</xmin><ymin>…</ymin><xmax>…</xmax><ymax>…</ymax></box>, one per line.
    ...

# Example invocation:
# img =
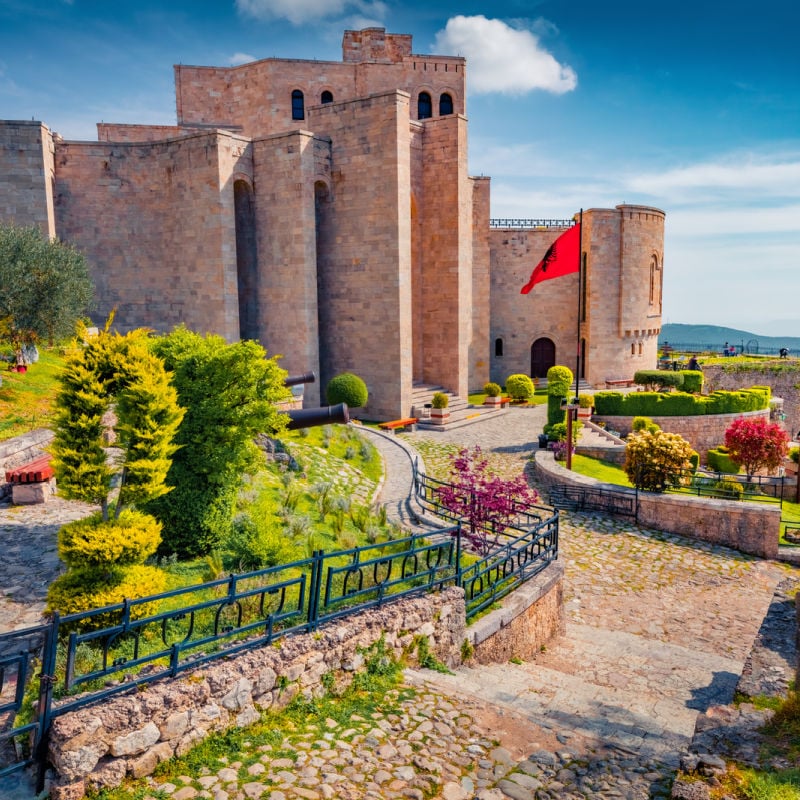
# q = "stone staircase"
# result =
<box><xmin>410</xmin><ymin>384</ymin><xmax>508</xmax><ymax>431</ymax></box>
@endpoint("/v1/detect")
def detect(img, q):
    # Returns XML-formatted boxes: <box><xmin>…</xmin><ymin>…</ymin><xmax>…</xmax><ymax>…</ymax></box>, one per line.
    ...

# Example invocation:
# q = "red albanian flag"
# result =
<box><xmin>520</xmin><ymin>223</ymin><xmax>581</xmax><ymax>294</ymax></box>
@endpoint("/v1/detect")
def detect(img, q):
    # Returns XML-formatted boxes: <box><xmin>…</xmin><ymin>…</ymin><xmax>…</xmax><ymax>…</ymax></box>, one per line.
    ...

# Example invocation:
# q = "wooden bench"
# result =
<box><xmin>378</xmin><ymin>417</ymin><xmax>418</xmax><ymax>433</ymax></box>
<box><xmin>605</xmin><ymin>379</ymin><xmax>635</xmax><ymax>388</ymax></box>
<box><xmin>5</xmin><ymin>454</ymin><xmax>54</xmax><ymax>504</ymax></box>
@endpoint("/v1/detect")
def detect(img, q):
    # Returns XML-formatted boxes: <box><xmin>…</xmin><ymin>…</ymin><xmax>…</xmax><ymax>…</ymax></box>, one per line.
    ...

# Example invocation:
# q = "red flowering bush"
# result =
<box><xmin>724</xmin><ymin>417</ymin><xmax>789</xmax><ymax>479</ymax></box>
<box><xmin>436</xmin><ymin>446</ymin><xmax>540</xmax><ymax>555</ymax></box>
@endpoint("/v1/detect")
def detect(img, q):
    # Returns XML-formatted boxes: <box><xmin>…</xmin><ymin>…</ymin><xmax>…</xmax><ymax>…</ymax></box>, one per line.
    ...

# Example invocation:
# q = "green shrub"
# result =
<box><xmin>547</xmin><ymin>395</ymin><xmax>566</xmax><ymax>427</ymax></box>
<box><xmin>577</xmin><ymin>394</ymin><xmax>594</xmax><ymax>409</ymax></box>
<box><xmin>548</xmin><ymin>421</ymin><xmax>581</xmax><ymax>443</ymax></box>
<box><xmin>546</xmin><ymin>366</ymin><xmax>573</xmax><ymax>397</ymax></box>
<box><xmin>57</xmin><ymin>510</ymin><xmax>161</xmax><ymax>568</ymax></box>
<box><xmin>46</xmin><ymin>564</ymin><xmax>166</xmax><ymax>629</ymax></box>
<box><xmin>710</xmin><ymin>477</ymin><xmax>744</xmax><ymax>500</ymax></box>
<box><xmin>633</xmin><ymin>370</ymin><xmax>684</xmax><ymax>391</ymax></box>
<box><xmin>689</xmin><ymin>450</ymin><xmax>700</xmax><ymax>472</ymax></box>
<box><xmin>483</xmin><ymin>382</ymin><xmax>501</xmax><ymax>397</ymax></box>
<box><xmin>431</xmin><ymin>391</ymin><xmax>449</xmax><ymax>409</ymax></box>
<box><xmin>631</xmin><ymin>416</ymin><xmax>659</xmax><ymax>433</ymax></box>
<box><xmin>593</xmin><ymin>391</ymin><xmax>625</xmax><ymax>415</ymax></box>
<box><xmin>707</xmin><ymin>446</ymin><xmax>740</xmax><ymax>474</ymax></box>
<box><xmin>680</xmin><ymin>370</ymin><xmax>704</xmax><ymax>393</ymax></box>
<box><xmin>790</xmin><ymin>446</ymin><xmax>800</xmax><ymax>465</ymax></box>
<box><xmin>326</xmin><ymin>372</ymin><xmax>368</xmax><ymax>408</ymax></box>
<box><xmin>623</xmin><ymin>429</ymin><xmax>695</xmax><ymax>492</ymax></box>
<box><xmin>506</xmin><ymin>374</ymin><xmax>534</xmax><ymax>401</ymax></box>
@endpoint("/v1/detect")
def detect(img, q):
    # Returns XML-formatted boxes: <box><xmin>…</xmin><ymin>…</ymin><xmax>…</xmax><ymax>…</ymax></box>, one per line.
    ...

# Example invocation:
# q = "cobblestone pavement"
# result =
<box><xmin>1</xmin><ymin>408</ymin><xmax>797</xmax><ymax>799</ymax></box>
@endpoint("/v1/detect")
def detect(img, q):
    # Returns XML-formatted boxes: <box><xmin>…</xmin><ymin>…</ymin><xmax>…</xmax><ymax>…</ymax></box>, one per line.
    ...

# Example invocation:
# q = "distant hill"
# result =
<box><xmin>659</xmin><ymin>324</ymin><xmax>800</xmax><ymax>355</ymax></box>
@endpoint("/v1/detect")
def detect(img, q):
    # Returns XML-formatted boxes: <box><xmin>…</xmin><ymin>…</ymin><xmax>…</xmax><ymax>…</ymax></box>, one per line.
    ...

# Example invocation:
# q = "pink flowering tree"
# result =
<box><xmin>436</xmin><ymin>446</ymin><xmax>540</xmax><ymax>555</ymax></box>
<box><xmin>724</xmin><ymin>417</ymin><xmax>789</xmax><ymax>480</ymax></box>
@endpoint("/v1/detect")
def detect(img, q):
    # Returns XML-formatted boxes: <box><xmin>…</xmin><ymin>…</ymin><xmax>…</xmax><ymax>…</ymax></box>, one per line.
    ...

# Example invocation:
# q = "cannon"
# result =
<box><xmin>286</xmin><ymin>402</ymin><xmax>349</xmax><ymax>430</ymax></box>
<box><xmin>283</xmin><ymin>371</ymin><xmax>316</xmax><ymax>388</ymax></box>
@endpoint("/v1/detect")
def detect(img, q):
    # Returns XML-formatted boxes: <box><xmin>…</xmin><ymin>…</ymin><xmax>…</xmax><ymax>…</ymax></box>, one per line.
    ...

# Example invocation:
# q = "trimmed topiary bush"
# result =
<box><xmin>484</xmin><ymin>382</ymin><xmax>501</xmax><ymax>397</ymax></box>
<box><xmin>431</xmin><ymin>391</ymin><xmax>449</xmax><ymax>409</ymax></box>
<box><xmin>546</xmin><ymin>366</ymin><xmax>573</xmax><ymax>397</ymax></box>
<box><xmin>631</xmin><ymin>416</ymin><xmax>659</xmax><ymax>433</ymax></box>
<box><xmin>710</xmin><ymin>477</ymin><xmax>744</xmax><ymax>500</ymax></box>
<box><xmin>680</xmin><ymin>370</ymin><xmax>704</xmax><ymax>394</ymax></box>
<box><xmin>326</xmin><ymin>372</ymin><xmax>368</xmax><ymax>408</ymax></box>
<box><xmin>633</xmin><ymin>370</ymin><xmax>684</xmax><ymax>391</ymax></box>
<box><xmin>506</xmin><ymin>374</ymin><xmax>534</xmax><ymax>401</ymax></box>
<box><xmin>707</xmin><ymin>446</ymin><xmax>740</xmax><ymax>474</ymax></box>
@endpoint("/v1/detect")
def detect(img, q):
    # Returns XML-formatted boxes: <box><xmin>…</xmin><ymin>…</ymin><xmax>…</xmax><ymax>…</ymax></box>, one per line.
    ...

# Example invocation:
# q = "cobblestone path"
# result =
<box><xmin>0</xmin><ymin>408</ymin><xmax>797</xmax><ymax>799</ymax></box>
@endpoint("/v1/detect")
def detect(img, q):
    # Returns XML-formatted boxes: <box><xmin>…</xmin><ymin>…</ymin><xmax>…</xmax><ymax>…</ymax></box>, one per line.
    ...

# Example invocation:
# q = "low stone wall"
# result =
<box><xmin>468</xmin><ymin>561</ymin><xmax>565</xmax><ymax>664</ymax></box>
<box><xmin>593</xmin><ymin>408</ymin><xmax>769</xmax><ymax>462</ymax></box>
<box><xmin>535</xmin><ymin>451</ymin><xmax>780</xmax><ymax>559</ymax></box>
<box><xmin>47</xmin><ymin>569</ymin><xmax>565</xmax><ymax>799</ymax></box>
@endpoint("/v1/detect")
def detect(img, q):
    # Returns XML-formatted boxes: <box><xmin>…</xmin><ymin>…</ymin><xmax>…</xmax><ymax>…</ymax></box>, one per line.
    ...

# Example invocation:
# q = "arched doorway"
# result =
<box><xmin>531</xmin><ymin>338</ymin><xmax>556</xmax><ymax>379</ymax></box>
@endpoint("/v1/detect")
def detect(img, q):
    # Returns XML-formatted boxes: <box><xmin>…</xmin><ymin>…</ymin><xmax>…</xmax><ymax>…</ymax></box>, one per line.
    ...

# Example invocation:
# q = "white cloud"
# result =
<box><xmin>433</xmin><ymin>16</ymin><xmax>577</xmax><ymax>96</ymax></box>
<box><xmin>228</xmin><ymin>52</ymin><xmax>257</xmax><ymax>66</ymax></box>
<box><xmin>235</xmin><ymin>0</ymin><xmax>385</xmax><ymax>26</ymax></box>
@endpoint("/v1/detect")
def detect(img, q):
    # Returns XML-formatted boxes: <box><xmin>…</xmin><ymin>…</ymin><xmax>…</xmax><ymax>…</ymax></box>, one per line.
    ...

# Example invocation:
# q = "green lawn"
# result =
<box><xmin>0</xmin><ymin>345</ymin><xmax>68</xmax><ymax>440</ymax></box>
<box><xmin>571</xmin><ymin>454</ymin><xmax>632</xmax><ymax>486</ymax></box>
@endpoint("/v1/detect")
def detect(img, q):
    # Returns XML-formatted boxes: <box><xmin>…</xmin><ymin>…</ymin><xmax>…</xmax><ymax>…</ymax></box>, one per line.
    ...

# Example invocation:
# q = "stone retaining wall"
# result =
<box><xmin>593</xmin><ymin>408</ymin><xmax>769</xmax><ymax>461</ymax></box>
<box><xmin>47</xmin><ymin>570</ymin><xmax>565</xmax><ymax>799</ymax></box>
<box><xmin>534</xmin><ymin>451</ymin><xmax>780</xmax><ymax>559</ymax></box>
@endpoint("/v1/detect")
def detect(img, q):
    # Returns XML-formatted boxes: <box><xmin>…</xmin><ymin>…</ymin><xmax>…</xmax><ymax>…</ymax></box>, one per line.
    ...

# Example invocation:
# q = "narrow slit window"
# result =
<box><xmin>291</xmin><ymin>89</ymin><xmax>305</xmax><ymax>120</ymax></box>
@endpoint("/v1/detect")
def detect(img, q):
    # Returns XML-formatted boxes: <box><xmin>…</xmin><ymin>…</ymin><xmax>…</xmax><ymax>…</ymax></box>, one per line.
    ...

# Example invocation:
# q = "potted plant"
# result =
<box><xmin>577</xmin><ymin>394</ymin><xmax>594</xmax><ymax>421</ymax></box>
<box><xmin>483</xmin><ymin>382</ymin><xmax>503</xmax><ymax>406</ymax></box>
<box><xmin>431</xmin><ymin>391</ymin><xmax>450</xmax><ymax>422</ymax></box>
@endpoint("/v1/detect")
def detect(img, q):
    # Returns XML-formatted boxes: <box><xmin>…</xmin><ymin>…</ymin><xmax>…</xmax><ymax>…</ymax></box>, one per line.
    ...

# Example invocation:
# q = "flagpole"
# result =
<box><xmin>574</xmin><ymin>209</ymin><xmax>583</xmax><ymax>401</ymax></box>
<box><xmin>565</xmin><ymin>210</ymin><xmax>583</xmax><ymax>472</ymax></box>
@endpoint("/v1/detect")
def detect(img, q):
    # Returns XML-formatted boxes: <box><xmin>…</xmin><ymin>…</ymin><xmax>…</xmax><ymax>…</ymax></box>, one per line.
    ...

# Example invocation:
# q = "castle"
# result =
<box><xmin>0</xmin><ymin>28</ymin><xmax>664</xmax><ymax>418</ymax></box>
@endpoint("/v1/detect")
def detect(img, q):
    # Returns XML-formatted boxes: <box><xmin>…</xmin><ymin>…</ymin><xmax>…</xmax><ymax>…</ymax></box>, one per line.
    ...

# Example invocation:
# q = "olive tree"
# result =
<box><xmin>0</xmin><ymin>224</ymin><xmax>93</xmax><ymax>361</ymax></box>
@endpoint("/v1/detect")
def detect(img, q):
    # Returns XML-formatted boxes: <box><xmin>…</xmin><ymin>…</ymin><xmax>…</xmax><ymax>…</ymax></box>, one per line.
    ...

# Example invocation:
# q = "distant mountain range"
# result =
<box><xmin>659</xmin><ymin>324</ymin><xmax>800</xmax><ymax>354</ymax></box>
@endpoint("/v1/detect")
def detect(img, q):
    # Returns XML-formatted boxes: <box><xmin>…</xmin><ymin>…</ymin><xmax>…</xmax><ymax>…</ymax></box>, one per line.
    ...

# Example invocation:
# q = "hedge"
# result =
<box><xmin>593</xmin><ymin>386</ymin><xmax>770</xmax><ymax>417</ymax></box>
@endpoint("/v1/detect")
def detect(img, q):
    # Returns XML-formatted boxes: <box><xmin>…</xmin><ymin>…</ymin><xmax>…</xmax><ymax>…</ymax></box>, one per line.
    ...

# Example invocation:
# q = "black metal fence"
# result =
<box><xmin>667</xmin><ymin>469</ymin><xmax>784</xmax><ymax>504</ymax></box>
<box><xmin>489</xmin><ymin>218</ymin><xmax>575</xmax><ymax>230</ymax></box>
<box><xmin>0</xmin><ymin>474</ymin><xmax>559</xmax><ymax>784</ymax></box>
<box><xmin>548</xmin><ymin>484</ymin><xmax>638</xmax><ymax>517</ymax></box>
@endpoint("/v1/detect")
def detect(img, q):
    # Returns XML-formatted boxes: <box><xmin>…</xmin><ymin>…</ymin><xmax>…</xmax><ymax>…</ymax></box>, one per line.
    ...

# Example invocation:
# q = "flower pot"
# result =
<box><xmin>577</xmin><ymin>406</ymin><xmax>593</xmax><ymax>421</ymax></box>
<box><xmin>430</xmin><ymin>407</ymin><xmax>450</xmax><ymax>423</ymax></box>
<box><xmin>483</xmin><ymin>396</ymin><xmax>503</xmax><ymax>406</ymax></box>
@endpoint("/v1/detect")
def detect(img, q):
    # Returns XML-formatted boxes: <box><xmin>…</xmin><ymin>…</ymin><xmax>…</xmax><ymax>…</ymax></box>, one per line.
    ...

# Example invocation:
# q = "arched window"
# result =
<box><xmin>495</xmin><ymin>338</ymin><xmax>504</xmax><ymax>357</ymax></box>
<box><xmin>291</xmin><ymin>89</ymin><xmax>305</xmax><ymax>120</ymax></box>
<box><xmin>439</xmin><ymin>93</ymin><xmax>453</xmax><ymax>115</ymax></box>
<box><xmin>321</xmin><ymin>90</ymin><xmax>333</xmax><ymax>104</ymax></box>
<box><xmin>417</xmin><ymin>92</ymin><xmax>432</xmax><ymax>120</ymax></box>
<box><xmin>631</xmin><ymin>343</ymin><xmax>636</xmax><ymax>356</ymax></box>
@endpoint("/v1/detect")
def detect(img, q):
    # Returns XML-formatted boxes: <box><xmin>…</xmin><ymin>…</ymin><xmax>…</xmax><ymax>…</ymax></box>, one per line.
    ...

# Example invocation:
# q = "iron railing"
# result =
<box><xmin>0</xmin><ymin>473</ymin><xmax>559</xmax><ymax>784</ymax></box>
<box><xmin>489</xmin><ymin>218</ymin><xmax>575</xmax><ymax>230</ymax></box>
<box><xmin>666</xmin><ymin>469</ymin><xmax>784</xmax><ymax>504</ymax></box>
<box><xmin>548</xmin><ymin>484</ymin><xmax>637</xmax><ymax>517</ymax></box>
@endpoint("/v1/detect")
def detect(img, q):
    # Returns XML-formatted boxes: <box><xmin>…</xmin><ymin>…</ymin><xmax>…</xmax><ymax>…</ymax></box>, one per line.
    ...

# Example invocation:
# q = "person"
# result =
<box><xmin>780</xmin><ymin>347</ymin><xmax>789</xmax><ymax>359</ymax></box>
<box><xmin>687</xmin><ymin>356</ymin><xmax>700</xmax><ymax>371</ymax></box>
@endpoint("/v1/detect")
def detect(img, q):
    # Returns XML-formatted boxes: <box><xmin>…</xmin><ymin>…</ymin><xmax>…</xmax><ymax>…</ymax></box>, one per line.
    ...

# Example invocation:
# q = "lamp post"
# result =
<box><xmin>565</xmin><ymin>402</ymin><xmax>578</xmax><ymax>470</ymax></box>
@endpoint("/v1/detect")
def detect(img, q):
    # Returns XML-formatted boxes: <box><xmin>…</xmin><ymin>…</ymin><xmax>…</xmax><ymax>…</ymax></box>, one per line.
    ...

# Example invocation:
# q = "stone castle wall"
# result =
<box><xmin>581</xmin><ymin>205</ymin><xmax>663</xmax><ymax>386</ymax></box>
<box><xmin>53</xmin><ymin>131</ymin><xmax>245</xmax><ymax>338</ymax></box>
<box><xmin>175</xmin><ymin>30</ymin><xmax>465</xmax><ymax>140</ymax></box>
<box><xmin>0</xmin><ymin>121</ymin><xmax>56</xmax><ymax>237</ymax></box>
<box><xmin>470</xmin><ymin>176</ymin><xmax>492</xmax><ymax>390</ymax></box>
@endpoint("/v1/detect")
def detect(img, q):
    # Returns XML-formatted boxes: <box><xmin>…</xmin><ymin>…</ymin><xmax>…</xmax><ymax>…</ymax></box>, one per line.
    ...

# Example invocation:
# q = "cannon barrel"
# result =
<box><xmin>286</xmin><ymin>402</ymin><xmax>349</xmax><ymax>430</ymax></box>
<box><xmin>283</xmin><ymin>371</ymin><xmax>316</xmax><ymax>388</ymax></box>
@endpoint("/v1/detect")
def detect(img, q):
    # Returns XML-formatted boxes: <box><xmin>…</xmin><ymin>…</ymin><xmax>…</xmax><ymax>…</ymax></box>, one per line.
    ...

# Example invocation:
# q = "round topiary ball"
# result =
<box><xmin>326</xmin><ymin>372</ymin><xmax>368</xmax><ymax>408</ymax></box>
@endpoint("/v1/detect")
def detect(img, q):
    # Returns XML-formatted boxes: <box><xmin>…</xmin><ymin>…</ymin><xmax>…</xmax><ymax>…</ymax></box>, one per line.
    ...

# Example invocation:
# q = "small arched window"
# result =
<box><xmin>321</xmin><ymin>90</ymin><xmax>333</xmax><ymax>104</ymax></box>
<box><xmin>291</xmin><ymin>89</ymin><xmax>305</xmax><ymax>120</ymax></box>
<box><xmin>417</xmin><ymin>92</ymin><xmax>432</xmax><ymax>120</ymax></box>
<box><xmin>495</xmin><ymin>338</ymin><xmax>504</xmax><ymax>357</ymax></box>
<box><xmin>439</xmin><ymin>93</ymin><xmax>453</xmax><ymax>115</ymax></box>
<box><xmin>631</xmin><ymin>343</ymin><xmax>636</xmax><ymax>356</ymax></box>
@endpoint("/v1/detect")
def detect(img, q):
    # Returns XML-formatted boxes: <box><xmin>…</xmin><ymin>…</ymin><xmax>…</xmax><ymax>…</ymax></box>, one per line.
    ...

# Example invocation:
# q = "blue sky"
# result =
<box><xmin>2</xmin><ymin>0</ymin><xmax>799</xmax><ymax>335</ymax></box>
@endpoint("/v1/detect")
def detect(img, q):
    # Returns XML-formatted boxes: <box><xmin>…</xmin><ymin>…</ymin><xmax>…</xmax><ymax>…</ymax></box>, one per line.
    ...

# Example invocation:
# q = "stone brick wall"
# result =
<box><xmin>593</xmin><ymin>408</ymin><xmax>771</xmax><ymax>461</ymax></box>
<box><xmin>470</xmin><ymin>176</ymin><xmax>491</xmax><ymax>390</ymax></box>
<box><xmin>0</xmin><ymin>120</ymin><xmax>56</xmax><ymax>237</ymax></box>
<box><xmin>534</xmin><ymin>450</ymin><xmax>779</xmax><ymax>558</ymax></box>
<box><xmin>54</xmin><ymin>131</ymin><xmax>243</xmax><ymax>339</ymax></box>
<box><xmin>703</xmin><ymin>364</ymin><xmax>800</xmax><ymax>443</ymax></box>
<box><xmin>581</xmin><ymin>205</ymin><xmax>663</xmax><ymax>387</ymax></box>
<box><xmin>0</xmin><ymin>428</ymin><xmax>53</xmax><ymax>500</ymax></box>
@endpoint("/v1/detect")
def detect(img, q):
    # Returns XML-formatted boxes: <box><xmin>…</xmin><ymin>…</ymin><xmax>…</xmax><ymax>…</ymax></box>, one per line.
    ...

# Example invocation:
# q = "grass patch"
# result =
<box><xmin>0</xmin><ymin>345</ymin><xmax>68</xmax><ymax>440</ymax></box>
<box><xmin>571</xmin><ymin>454</ymin><xmax>632</xmax><ymax>486</ymax></box>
